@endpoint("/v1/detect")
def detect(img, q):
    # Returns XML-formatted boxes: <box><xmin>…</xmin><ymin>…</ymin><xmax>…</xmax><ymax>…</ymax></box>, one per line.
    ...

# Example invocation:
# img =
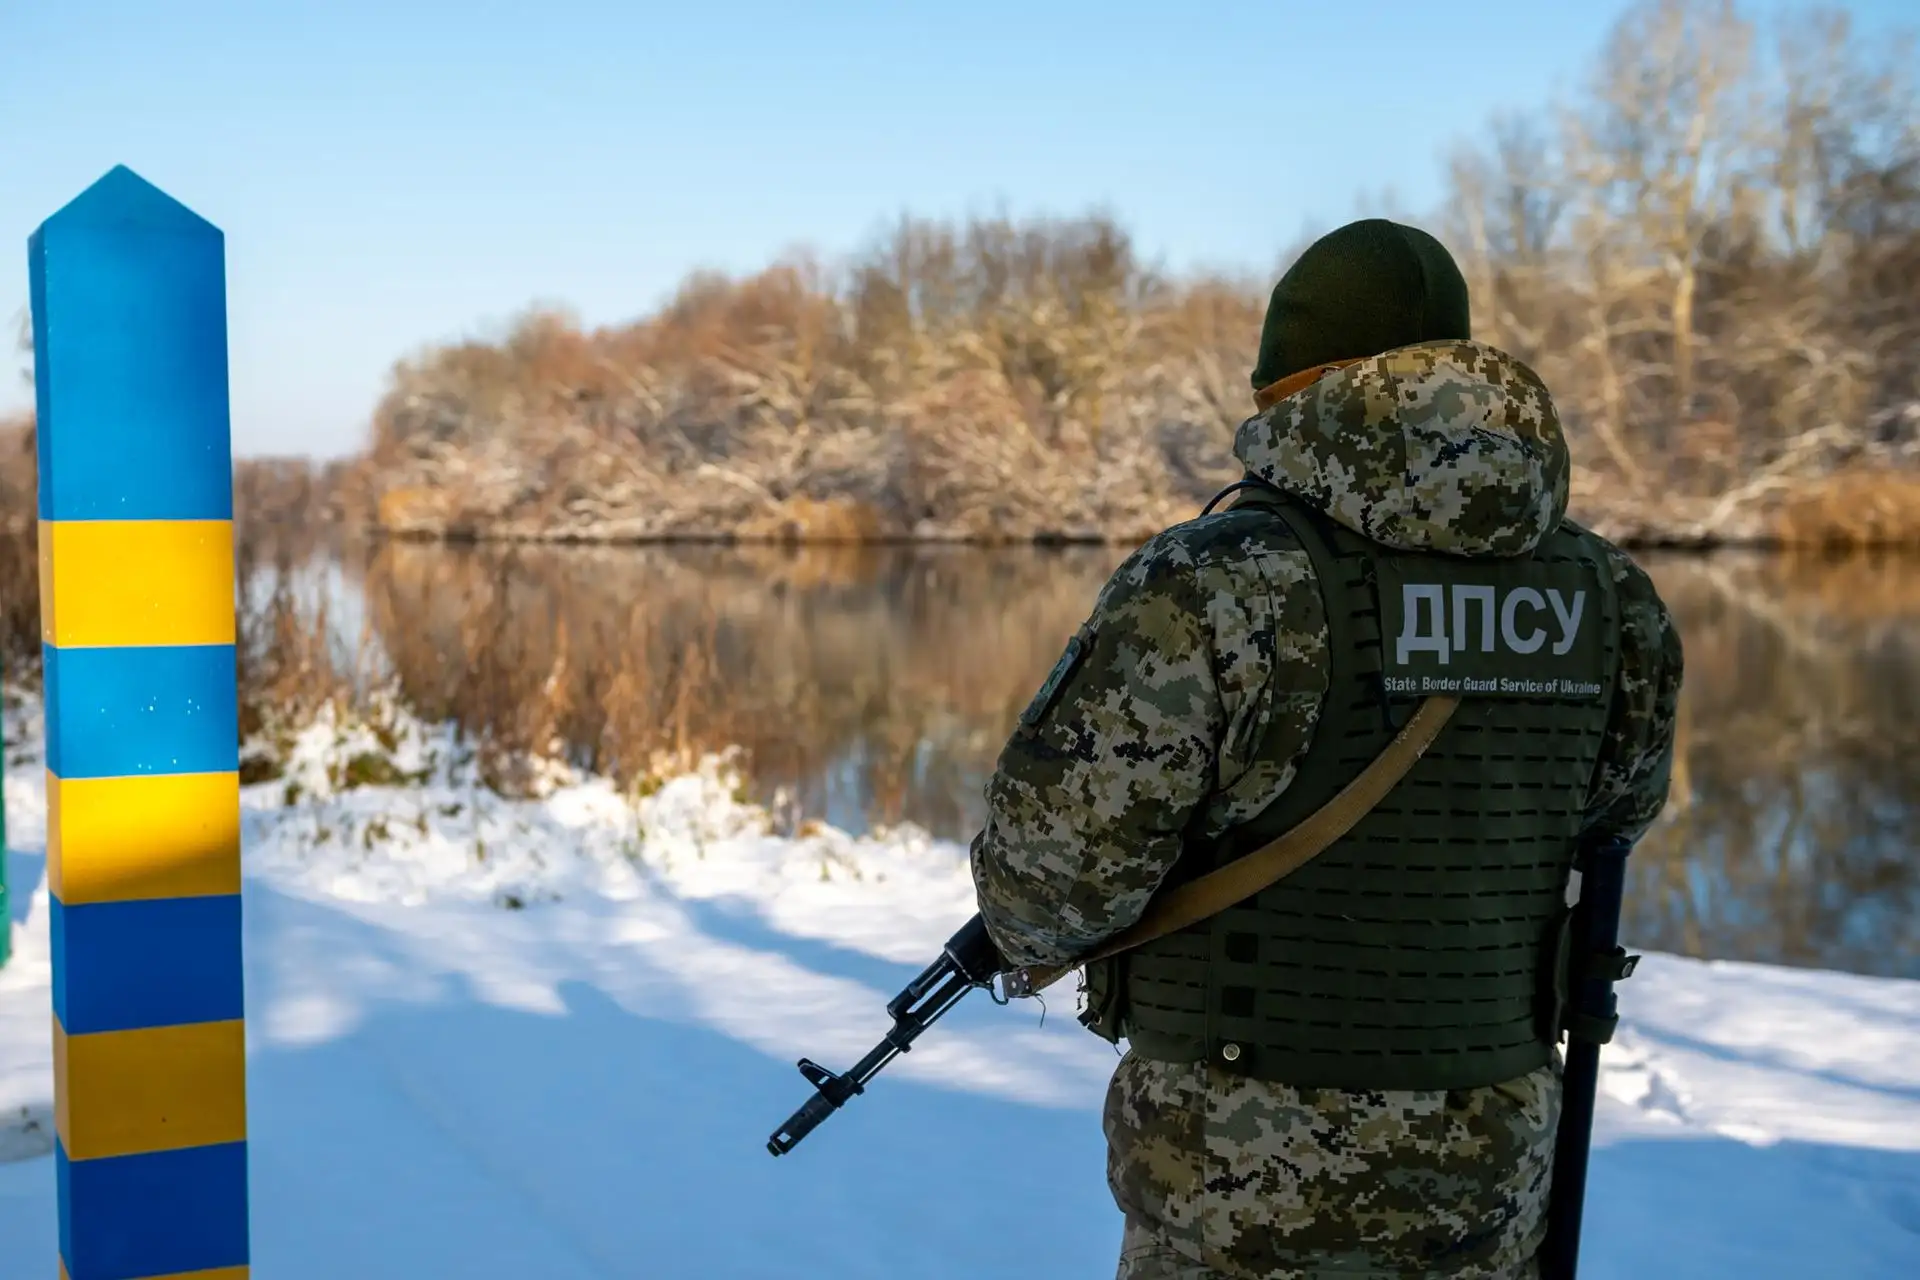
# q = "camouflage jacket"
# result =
<box><xmin>969</xmin><ymin>341</ymin><xmax>1683</xmax><ymax>1279</ymax></box>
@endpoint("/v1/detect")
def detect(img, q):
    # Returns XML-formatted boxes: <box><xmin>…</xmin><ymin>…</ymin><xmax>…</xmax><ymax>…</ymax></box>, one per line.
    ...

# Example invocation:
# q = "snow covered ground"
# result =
<box><xmin>0</xmin><ymin>693</ymin><xmax>1916</xmax><ymax>1278</ymax></box>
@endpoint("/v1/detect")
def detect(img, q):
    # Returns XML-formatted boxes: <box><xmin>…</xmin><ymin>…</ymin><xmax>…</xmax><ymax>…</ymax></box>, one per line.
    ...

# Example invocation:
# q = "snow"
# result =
<box><xmin>1</xmin><ymin>693</ymin><xmax>1917</xmax><ymax>1278</ymax></box>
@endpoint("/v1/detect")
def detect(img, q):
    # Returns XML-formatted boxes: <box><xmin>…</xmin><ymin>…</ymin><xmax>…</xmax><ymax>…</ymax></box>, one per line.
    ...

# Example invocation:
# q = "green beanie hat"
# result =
<box><xmin>1251</xmin><ymin>218</ymin><xmax>1472</xmax><ymax>393</ymax></box>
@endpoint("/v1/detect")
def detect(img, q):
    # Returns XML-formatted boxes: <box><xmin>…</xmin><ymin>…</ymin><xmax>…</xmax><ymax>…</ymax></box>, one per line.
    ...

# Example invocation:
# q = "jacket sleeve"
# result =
<box><xmin>967</xmin><ymin>522</ymin><xmax>1327</xmax><ymax>970</ymax></box>
<box><xmin>1581</xmin><ymin>547</ymin><xmax>1686</xmax><ymax>844</ymax></box>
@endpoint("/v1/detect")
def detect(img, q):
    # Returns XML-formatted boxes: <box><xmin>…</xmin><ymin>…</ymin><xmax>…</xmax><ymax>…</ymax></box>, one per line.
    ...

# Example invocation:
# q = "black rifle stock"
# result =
<box><xmin>766</xmin><ymin>913</ymin><xmax>1002</xmax><ymax>1156</ymax></box>
<box><xmin>1541</xmin><ymin>833</ymin><xmax>1640</xmax><ymax>1280</ymax></box>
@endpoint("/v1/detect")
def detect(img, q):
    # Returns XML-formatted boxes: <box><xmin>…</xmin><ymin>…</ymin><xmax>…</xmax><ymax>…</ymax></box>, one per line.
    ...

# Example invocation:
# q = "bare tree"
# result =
<box><xmin>336</xmin><ymin>0</ymin><xmax>1915</xmax><ymax>550</ymax></box>
<box><xmin>1439</xmin><ymin>0</ymin><xmax>1917</xmax><ymax>539</ymax></box>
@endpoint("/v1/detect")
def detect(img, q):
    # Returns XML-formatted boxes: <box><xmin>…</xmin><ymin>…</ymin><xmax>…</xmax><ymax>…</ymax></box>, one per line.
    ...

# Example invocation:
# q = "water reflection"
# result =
<box><xmin>1629</xmin><ymin>552</ymin><xmax>1919</xmax><ymax>980</ymax></box>
<box><xmin>329</xmin><ymin>539</ymin><xmax>1919</xmax><ymax>980</ymax></box>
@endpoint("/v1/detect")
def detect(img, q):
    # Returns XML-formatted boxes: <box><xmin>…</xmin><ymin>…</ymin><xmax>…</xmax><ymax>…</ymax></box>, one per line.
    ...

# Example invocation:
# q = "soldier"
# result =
<box><xmin>968</xmin><ymin>218</ymin><xmax>1683</xmax><ymax>1279</ymax></box>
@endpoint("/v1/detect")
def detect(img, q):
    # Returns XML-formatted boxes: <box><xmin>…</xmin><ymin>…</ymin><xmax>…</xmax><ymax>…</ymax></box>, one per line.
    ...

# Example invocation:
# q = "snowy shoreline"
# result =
<box><xmin>1</xmin><ymin>694</ymin><xmax>1916</xmax><ymax>1277</ymax></box>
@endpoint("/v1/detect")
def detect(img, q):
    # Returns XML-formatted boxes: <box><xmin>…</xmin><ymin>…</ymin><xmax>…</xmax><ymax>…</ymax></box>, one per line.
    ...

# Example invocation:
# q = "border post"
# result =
<box><xmin>31</xmin><ymin>165</ymin><xmax>249</xmax><ymax>1280</ymax></box>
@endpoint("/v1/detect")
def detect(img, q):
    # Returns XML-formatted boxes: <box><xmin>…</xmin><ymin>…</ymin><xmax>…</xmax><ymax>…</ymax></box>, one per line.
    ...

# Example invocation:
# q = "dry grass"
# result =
<box><xmin>345</xmin><ymin>539</ymin><xmax>1123</xmax><ymax>808</ymax></box>
<box><xmin>0</xmin><ymin>409</ymin><xmax>749</xmax><ymax>793</ymax></box>
<box><xmin>0</xmin><ymin>418</ymin><xmax>39</xmax><ymax>676</ymax></box>
<box><xmin>230</xmin><ymin>541</ymin><xmax>760</xmax><ymax>798</ymax></box>
<box><xmin>1768</xmin><ymin>471</ymin><xmax>1920</xmax><ymax>550</ymax></box>
<box><xmin>355</xmin><ymin>543</ymin><xmax>750</xmax><ymax>796</ymax></box>
<box><xmin>0</xmin><ymin>525</ymin><xmax>37</xmax><ymax>679</ymax></box>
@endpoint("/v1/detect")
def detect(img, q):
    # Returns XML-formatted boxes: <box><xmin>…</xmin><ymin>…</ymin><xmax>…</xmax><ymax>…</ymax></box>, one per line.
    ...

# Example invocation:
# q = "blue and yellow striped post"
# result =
<box><xmin>30</xmin><ymin>166</ymin><xmax>249</xmax><ymax>1280</ymax></box>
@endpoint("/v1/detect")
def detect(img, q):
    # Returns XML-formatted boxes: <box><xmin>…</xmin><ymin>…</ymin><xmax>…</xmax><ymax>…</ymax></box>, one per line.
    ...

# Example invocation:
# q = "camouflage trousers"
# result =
<box><xmin>1114</xmin><ymin>1217</ymin><xmax>1543</xmax><ymax>1279</ymax></box>
<box><xmin>1103</xmin><ymin>1051</ymin><xmax>1562</xmax><ymax>1280</ymax></box>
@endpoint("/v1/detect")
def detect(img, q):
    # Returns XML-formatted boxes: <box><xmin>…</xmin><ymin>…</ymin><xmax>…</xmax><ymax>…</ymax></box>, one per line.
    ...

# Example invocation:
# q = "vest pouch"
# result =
<box><xmin>1078</xmin><ymin>955</ymin><xmax>1127</xmax><ymax>1044</ymax></box>
<box><xmin>1539</xmin><ymin>904</ymin><xmax>1575</xmax><ymax>1044</ymax></box>
<box><xmin>1107</xmin><ymin>496</ymin><xmax>1621</xmax><ymax>1090</ymax></box>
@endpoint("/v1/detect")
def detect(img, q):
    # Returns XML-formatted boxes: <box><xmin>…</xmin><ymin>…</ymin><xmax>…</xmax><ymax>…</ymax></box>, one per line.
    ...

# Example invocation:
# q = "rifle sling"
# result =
<box><xmin>1007</xmin><ymin>694</ymin><xmax>1461</xmax><ymax>996</ymax></box>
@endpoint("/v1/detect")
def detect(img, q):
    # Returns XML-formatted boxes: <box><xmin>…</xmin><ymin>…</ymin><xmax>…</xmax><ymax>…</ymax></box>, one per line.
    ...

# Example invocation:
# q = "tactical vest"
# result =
<box><xmin>1081</xmin><ymin>489</ymin><xmax>1622</xmax><ymax>1091</ymax></box>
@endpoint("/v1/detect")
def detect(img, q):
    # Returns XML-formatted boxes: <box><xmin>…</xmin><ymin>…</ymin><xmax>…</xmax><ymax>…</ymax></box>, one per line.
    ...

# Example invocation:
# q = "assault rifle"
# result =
<box><xmin>766</xmin><ymin>691</ymin><xmax>1461</xmax><ymax>1160</ymax></box>
<box><xmin>766</xmin><ymin>913</ymin><xmax>1003</xmax><ymax>1156</ymax></box>
<box><xmin>767</xmin><ymin>837</ymin><xmax>1639</xmax><ymax>1280</ymax></box>
<box><xmin>765</xmin><ymin>694</ymin><xmax>1462</xmax><ymax>1158</ymax></box>
<box><xmin>1541</xmin><ymin>833</ymin><xmax>1640</xmax><ymax>1280</ymax></box>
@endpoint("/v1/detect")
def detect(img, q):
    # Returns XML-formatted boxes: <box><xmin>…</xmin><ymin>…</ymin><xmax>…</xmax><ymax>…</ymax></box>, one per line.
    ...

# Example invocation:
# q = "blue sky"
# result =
<box><xmin>2</xmin><ymin>0</ymin><xmax>1913</xmax><ymax>458</ymax></box>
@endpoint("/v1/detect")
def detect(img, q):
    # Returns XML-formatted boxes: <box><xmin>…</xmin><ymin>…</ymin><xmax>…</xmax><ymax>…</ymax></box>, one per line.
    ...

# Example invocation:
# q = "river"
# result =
<box><xmin>279</xmin><ymin>537</ymin><xmax>1920</xmax><ymax>982</ymax></box>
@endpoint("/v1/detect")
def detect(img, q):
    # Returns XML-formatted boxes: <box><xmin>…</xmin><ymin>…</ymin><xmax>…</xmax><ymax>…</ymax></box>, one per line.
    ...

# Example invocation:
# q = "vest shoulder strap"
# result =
<box><xmin>1006</xmin><ymin>486</ymin><xmax>1458</xmax><ymax>998</ymax></box>
<box><xmin>1208</xmin><ymin>486</ymin><xmax>1385</xmax><ymax>865</ymax></box>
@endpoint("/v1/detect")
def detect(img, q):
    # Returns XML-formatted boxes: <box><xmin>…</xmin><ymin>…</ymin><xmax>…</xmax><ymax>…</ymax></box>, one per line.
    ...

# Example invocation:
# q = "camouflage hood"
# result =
<box><xmin>1232</xmin><ymin>339</ymin><xmax>1571</xmax><ymax>558</ymax></box>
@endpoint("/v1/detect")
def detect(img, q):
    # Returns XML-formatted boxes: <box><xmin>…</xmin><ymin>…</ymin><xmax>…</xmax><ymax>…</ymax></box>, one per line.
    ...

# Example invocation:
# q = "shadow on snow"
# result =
<box><xmin>1</xmin><ymin>871</ymin><xmax>1916</xmax><ymax>1278</ymax></box>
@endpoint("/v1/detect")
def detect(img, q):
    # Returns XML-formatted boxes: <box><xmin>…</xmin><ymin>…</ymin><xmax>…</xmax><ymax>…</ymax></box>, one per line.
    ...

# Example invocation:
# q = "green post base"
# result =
<box><xmin>0</xmin><ymin>642</ymin><xmax>7</xmax><ymax>971</ymax></box>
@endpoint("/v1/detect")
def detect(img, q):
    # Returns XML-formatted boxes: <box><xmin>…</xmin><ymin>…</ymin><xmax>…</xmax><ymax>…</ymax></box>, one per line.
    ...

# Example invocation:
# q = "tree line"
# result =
<box><xmin>6</xmin><ymin>0</ymin><xmax>1917</xmax><ymax>548</ymax></box>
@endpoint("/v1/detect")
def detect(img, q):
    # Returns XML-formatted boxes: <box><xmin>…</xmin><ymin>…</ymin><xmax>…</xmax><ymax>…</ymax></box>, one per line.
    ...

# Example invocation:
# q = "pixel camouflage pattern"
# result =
<box><xmin>969</xmin><ymin>340</ymin><xmax>1683</xmax><ymax>1278</ymax></box>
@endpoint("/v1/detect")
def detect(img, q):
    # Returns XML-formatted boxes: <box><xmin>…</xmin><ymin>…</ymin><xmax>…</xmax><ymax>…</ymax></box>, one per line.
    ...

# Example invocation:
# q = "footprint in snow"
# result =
<box><xmin>0</xmin><ymin>1104</ymin><xmax>53</xmax><ymax>1165</ymax></box>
